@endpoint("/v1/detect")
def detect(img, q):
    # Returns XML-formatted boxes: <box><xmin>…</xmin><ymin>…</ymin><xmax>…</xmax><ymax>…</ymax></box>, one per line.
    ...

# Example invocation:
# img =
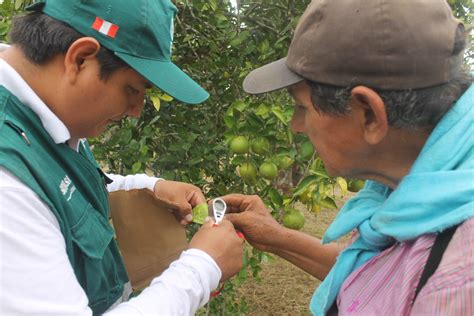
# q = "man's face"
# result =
<box><xmin>289</xmin><ymin>81</ymin><xmax>367</xmax><ymax>178</ymax></box>
<box><xmin>64</xmin><ymin>57</ymin><xmax>151</xmax><ymax>139</ymax></box>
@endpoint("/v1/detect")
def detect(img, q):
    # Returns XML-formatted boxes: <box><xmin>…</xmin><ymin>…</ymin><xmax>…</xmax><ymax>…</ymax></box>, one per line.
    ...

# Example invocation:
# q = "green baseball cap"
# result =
<box><xmin>27</xmin><ymin>0</ymin><xmax>209</xmax><ymax>104</ymax></box>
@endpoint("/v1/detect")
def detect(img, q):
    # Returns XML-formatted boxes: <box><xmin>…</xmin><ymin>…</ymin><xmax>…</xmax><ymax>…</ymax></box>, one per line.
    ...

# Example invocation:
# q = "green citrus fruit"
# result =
<box><xmin>250</xmin><ymin>137</ymin><xmax>270</xmax><ymax>155</ymax></box>
<box><xmin>192</xmin><ymin>203</ymin><xmax>209</xmax><ymax>225</ymax></box>
<box><xmin>282</xmin><ymin>209</ymin><xmax>305</xmax><ymax>230</ymax></box>
<box><xmin>276</xmin><ymin>155</ymin><xmax>294</xmax><ymax>170</ymax></box>
<box><xmin>299</xmin><ymin>140</ymin><xmax>314</xmax><ymax>160</ymax></box>
<box><xmin>259</xmin><ymin>162</ymin><xmax>278</xmax><ymax>180</ymax></box>
<box><xmin>348</xmin><ymin>179</ymin><xmax>365</xmax><ymax>192</ymax></box>
<box><xmin>238</xmin><ymin>162</ymin><xmax>257</xmax><ymax>182</ymax></box>
<box><xmin>229</xmin><ymin>136</ymin><xmax>249</xmax><ymax>154</ymax></box>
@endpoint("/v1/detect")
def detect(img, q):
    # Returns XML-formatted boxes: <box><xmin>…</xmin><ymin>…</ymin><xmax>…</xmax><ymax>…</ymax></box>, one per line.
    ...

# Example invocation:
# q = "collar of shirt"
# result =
<box><xmin>0</xmin><ymin>43</ymin><xmax>81</xmax><ymax>149</ymax></box>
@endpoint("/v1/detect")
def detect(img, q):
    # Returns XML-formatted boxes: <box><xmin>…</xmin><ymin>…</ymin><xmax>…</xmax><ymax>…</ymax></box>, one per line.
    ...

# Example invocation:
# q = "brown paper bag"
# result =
<box><xmin>109</xmin><ymin>189</ymin><xmax>188</xmax><ymax>290</ymax></box>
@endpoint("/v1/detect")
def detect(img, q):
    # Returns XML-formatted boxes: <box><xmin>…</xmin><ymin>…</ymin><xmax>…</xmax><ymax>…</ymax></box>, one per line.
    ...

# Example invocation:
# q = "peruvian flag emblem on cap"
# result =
<box><xmin>92</xmin><ymin>17</ymin><xmax>119</xmax><ymax>38</ymax></box>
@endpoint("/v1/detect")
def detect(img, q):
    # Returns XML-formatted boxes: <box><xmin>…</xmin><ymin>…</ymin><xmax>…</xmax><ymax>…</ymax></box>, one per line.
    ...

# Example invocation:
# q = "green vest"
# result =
<box><xmin>0</xmin><ymin>86</ymin><xmax>129</xmax><ymax>315</ymax></box>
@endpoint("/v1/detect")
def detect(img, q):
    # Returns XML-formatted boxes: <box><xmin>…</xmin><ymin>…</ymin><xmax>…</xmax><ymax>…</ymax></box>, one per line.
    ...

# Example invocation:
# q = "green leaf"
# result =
<box><xmin>230</xmin><ymin>30</ymin><xmax>250</xmax><ymax>46</ymax></box>
<box><xmin>14</xmin><ymin>0</ymin><xmax>23</xmax><ymax>10</ymax></box>
<box><xmin>150</xmin><ymin>95</ymin><xmax>161</xmax><ymax>112</ymax></box>
<box><xmin>268</xmin><ymin>187</ymin><xmax>283</xmax><ymax>206</ymax></box>
<box><xmin>119</xmin><ymin>129</ymin><xmax>133</xmax><ymax>145</ymax></box>
<box><xmin>207</xmin><ymin>154</ymin><xmax>217</xmax><ymax>161</ymax></box>
<box><xmin>188</xmin><ymin>157</ymin><xmax>202</xmax><ymax>165</ymax></box>
<box><xmin>0</xmin><ymin>22</ymin><xmax>9</xmax><ymax>36</ymax></box>
<box><xmin>208</xmin><ymin>0</ymin><xmax>217</xmax><ymax>11</ymax></box>
<box><xmin>335</xmin><ymin>177</ymin><xmax>348</xmax><ymax>196</ymax></box>
<box><xmin>318</xmin><ymin>181</ymin><xmax>334</xmax><ymax>197</ymax></box>
<box><xmin>236</xmin><ymin>268</ymin><xmax>248</xmax><ymax>281</ymax></box>
<box><xmin>259</xmin><ymin>40</ymin><xmax>270</xmax><ymax>53</ymax></box>
<box><xmin>231</xmin><ymin>156</ymin><xmax>246</xmax><ymax>165</ymax></box>
<box><xmin>260</xmin><ymin>252</ymin><xmax>275</xmax><ymax>263</ymax></box>
<box><xmin>224</xmin><ymin>114</ymin><xmax>236</xmax><ymax>129</ymax></box>
<box><xmin>158</xmin><ymin>93</ymin><xmax>173</xmax><ymax>102</ymax></box>
<box><xmin>320</xmin><ymin>196</ymin><xmax>338</xmax><ymax>209</ymax></box>
<box><xmin>286</xmin><ymin>127</ymin><xmax>294</xmax><ymax>144</ymax></box>
<box><xmin>131</xmin><ymin>161</ymin><xmax>142</xmax><ymax>173</ymax></box>
<box><xmin>309</xmin><ymin>167</ymin><xmax>329</xmax><ymax>178</ymax></box>
<box><xmin>143</xmin><ymin>126</ymin><xmax>152</xmax><ymax>136</ymax></box>
<box><xmin>232</xmin><ymin>100</ymin><xmax>248</xmax><ymax>112</ymax></box>
<box><xmin>2</xmin><ymin>0</ymin><xmax>12</xmax><ymax>11</ymax></box>
<box><xmin>242</xmin><ymin>248</ymin><xmax>249</xmax><ymax>267</ymax></box>
<box><xmin>254</xmin><ymin>103</ymin><xmax>270</xmax><ymax>116</ymax></box>
<box><xmin>191</xmin><ymin>203</ymin><xmax>208</xmax><ymax>225</ymax></box>
<box><xmin>271</xmin><ymin>106</ymin><xmax>287</xmax><ymax>125</ymax></box>
<box><xmin>293</xmin><ymin>175</ymin><xmax>318</xmax><ymax>196</ymax></box>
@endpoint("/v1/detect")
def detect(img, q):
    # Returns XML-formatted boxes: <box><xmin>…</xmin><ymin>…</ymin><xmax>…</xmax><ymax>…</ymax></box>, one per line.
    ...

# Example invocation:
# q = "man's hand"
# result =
<box><xmin>189</xmin><ymin>219</ymin><xmax>244</xmax><ymax>281</ymax></box>
<box><xmin>154</xmin><ymin>180</ymin><xmax>206</xmax><ymax>225</ymax></box>
<box><xmin>221</xmin><ymin>194</ymin><xmax>340</xmax><ymax>280</ymax></box>
<box><xmin>220</xmin><ymin>194</ymin><xmax>284</xmax><ymax>253</ymax></box>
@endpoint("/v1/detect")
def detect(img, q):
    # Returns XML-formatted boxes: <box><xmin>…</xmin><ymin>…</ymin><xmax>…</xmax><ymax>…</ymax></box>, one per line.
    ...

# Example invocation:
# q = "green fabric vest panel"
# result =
<box><xmin>0</xmin><ymin>86</ymin><xmax>129</xmax><ymax>315</ymax></box>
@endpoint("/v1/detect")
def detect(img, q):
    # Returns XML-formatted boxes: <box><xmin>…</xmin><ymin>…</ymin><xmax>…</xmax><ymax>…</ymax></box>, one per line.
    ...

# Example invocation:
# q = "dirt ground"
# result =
<box><xmin>235</xmin><ymin>199</ymin><xmax>351</xmax><ymax>315</ymax></box>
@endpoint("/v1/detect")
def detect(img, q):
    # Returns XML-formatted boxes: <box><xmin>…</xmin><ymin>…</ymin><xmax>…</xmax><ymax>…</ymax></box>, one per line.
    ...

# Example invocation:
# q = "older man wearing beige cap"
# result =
<box><xmin>222</xmin><ymin>0</ymin><xmax>473</xmax><ymax>315</ymax></box>
<box><xmin>0</xmin><ymin>0</ymin><xmax>244</xmax><ymax>315</ymax></box>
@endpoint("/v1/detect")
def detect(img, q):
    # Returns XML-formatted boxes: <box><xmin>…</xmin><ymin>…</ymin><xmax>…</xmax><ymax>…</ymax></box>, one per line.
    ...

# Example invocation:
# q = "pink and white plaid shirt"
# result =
<box><xmin>333</xmin><ymin>217</ymin><xmax>474</xmax><ymax>315</ymax></box>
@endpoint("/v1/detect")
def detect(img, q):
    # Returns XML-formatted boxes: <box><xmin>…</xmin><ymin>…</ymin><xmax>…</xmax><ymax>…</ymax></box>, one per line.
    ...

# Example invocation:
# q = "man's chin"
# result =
<box><xmin>87</xmin><ymin>126</ymin><xmax>108</xmax><ymax>138</ymax></box>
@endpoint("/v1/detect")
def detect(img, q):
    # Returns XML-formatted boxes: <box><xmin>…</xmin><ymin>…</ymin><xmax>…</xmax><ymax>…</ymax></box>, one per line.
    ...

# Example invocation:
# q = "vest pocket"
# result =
<box><xmin>71</xmin><ymin>203</ymin><xmax>114</xmax><ymax>259</ymax></box>
<box><xmin>70</xmin><ymin>203</ymin><xmax>126</xmax><ymax>314</ymax></box>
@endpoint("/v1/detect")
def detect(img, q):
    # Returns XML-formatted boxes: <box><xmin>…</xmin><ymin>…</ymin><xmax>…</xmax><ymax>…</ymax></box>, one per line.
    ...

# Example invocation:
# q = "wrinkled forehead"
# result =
<box><xmin>287</xmin><ymin>81</ymin><xmax>309</xmax><ymax>101</ymax></box>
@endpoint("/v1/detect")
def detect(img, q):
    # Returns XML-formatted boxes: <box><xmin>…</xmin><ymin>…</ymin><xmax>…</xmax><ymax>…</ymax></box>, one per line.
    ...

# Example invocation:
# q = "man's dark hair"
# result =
<box><xmin>307</xmin><ymin>25</ymin><xmax>472</xmax><ymax>130</ymax></box>
<box><xmin>8</xmin><ymin>12</ymin><xmax>128</xmax><ymax>80</ymax></box>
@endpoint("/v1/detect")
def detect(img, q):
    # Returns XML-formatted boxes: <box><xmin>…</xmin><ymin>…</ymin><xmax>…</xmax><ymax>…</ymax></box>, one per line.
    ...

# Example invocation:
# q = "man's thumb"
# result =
<box><xmin>224</xmin><ymin>213</ymin><xmax>244</xmax><ymax>227</ymax></box>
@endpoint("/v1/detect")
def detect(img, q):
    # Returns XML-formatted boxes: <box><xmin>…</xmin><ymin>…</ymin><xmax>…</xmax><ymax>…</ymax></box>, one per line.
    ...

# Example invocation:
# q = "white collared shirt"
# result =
<box><xmin>0</xmin><ymin>45</ymin><xmax>220</xmax><ymax>315</ymax></box>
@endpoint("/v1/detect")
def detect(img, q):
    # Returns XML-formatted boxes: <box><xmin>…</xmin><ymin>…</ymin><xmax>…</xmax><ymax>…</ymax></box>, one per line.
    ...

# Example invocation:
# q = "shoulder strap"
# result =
<box><xmin>412</xmin><ymin>225</ymin><xmax>459</xmax><ymax>304</ymax></box>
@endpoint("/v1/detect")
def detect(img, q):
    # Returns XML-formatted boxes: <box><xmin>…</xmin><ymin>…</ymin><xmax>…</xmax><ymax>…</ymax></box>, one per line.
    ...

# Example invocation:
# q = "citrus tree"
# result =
<box><xmin>1</xmin><ymin>0</ymin><xmax>472</xmax><ymax>314</ymax></box>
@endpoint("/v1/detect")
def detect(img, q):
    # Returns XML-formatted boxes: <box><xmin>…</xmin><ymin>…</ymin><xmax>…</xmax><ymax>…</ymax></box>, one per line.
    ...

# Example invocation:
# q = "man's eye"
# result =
<box><xmin>296</xmin><ymin>105</ymin><xmax>306</xmax><ymax>111</ymax></box>
<box><xmin>127</xmin><ymin>86</ymin><xmax>140</xmax><ymax>95</ymax></box>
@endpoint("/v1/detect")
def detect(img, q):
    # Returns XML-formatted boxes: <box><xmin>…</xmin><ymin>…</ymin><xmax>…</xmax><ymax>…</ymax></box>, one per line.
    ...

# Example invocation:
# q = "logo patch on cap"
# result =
<box><xmin>92</xmin><ymin>17</ymin><xmax>119</xmax><ymax>38</ymax></box>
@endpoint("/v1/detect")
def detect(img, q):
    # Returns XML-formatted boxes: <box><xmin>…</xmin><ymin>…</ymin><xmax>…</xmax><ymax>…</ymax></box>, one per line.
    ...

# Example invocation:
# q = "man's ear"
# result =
<box><xmin>63</xmin><ymin>37</ymin><xmax>101</xmax><ymax>84</ymax></box>
<box><xmin>350</xmin><ymin>86</ymin><xmax>389</xmax><ymax>145</ymax></box>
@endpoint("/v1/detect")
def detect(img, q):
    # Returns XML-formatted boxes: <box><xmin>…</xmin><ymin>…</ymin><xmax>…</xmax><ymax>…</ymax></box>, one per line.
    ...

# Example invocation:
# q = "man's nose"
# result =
<box><xmin>290</xmin><ymin>115</ymin><xmax>303</xmax><ymax>134</ymax></box>
<box><xmin>126</xmin><ymin>97</ymin><xmax>145</xmax><ymax>118</ymax></box>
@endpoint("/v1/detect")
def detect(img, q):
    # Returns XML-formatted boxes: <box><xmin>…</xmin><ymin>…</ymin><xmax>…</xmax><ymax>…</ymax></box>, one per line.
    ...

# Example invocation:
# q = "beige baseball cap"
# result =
<box><xmin>243</xmin><ymin>0</ymin><xmax>464</xmax><ymax>93</ymax></box>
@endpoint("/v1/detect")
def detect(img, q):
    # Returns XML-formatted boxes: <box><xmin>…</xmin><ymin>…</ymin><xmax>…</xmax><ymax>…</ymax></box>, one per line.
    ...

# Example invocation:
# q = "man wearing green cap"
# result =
<box><xmin>0</xmin><ymin>0</ymin><xmax>243</xmax><ymax>315</ymax></box>
<box><xmin>222</xmin><ymin>0</ymin><xmax>473</xmax><ymax>315</ymax></box>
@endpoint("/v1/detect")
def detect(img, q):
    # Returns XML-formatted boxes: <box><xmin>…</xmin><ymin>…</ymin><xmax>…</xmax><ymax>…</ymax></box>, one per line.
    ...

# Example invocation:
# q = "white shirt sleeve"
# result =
<box><xmin>0</xmin><ymin>167</ymin><xmax>220</xmax><ymax>316</ymax></box>
<box><xmin>0</xmin><ymin>168</ymin><xmax>91</xmax><ymax>315</ymax></box>
<box><xmin>105</xmin><ymin>173</ymin><xmax>163</xmax><ymax>192</ymax></box>
<box><xmin>105</xmin><ymin>249</ymin><xmax>221</xmax><ymax>315</ymax></box>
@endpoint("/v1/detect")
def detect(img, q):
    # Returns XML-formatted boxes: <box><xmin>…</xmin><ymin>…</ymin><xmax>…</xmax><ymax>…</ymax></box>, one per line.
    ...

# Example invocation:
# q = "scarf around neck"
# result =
<box><xmin>310</xmin><ymin>83</ymin><xmax>474</xmax><ymax>315</ymax></box>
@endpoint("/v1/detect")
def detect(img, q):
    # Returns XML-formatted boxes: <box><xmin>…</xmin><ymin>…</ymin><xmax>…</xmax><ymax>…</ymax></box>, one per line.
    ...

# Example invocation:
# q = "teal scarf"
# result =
<box><xmin>310</xmin><ymin>83</ymin><xmax>474</xmax><ymax>315</ymax></box>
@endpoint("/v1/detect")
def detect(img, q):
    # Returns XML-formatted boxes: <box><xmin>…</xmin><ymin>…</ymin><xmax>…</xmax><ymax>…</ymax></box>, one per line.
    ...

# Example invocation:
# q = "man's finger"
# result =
<box><xmin>201</xmin><ymin>216</ymin><xmax>216</xmax><ymax>228</ymax></box>
<box><xmin>154</xmin><ymin>194</ymin><xmax>182</xmax><ymax>211</ymax></box>
<box><xmin>216</xmin><ymin>218</ymin><xmax>235</xmax><ymax>229</ymax></box>
<box><xmin>224</xmin><ymin>213</ymin><xmax>244</xmax><ymax>227</ymax></box>
<box><xmin>188</xmin><ymin>189</ymin><xmax>206</xmax><ymax>205</ymax></box>
<box><xmin>219</xmin><ymin>194</ymin><xmax>250</xmax><ymax>213</ymax></box>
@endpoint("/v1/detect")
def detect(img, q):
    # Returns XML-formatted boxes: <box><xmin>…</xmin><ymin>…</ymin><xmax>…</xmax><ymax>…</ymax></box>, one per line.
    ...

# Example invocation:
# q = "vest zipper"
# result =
<box><xmin>5</xmin><ymin>120</ymin><xmax>31</xmax><ymax>146</ymax></box>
